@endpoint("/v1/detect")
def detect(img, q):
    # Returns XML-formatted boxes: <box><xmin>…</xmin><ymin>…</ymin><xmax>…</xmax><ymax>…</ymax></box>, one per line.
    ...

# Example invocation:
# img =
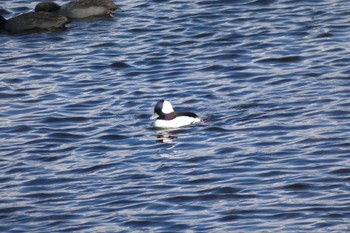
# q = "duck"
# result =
<box><xmin>0</xmin><ymin>12</ymin><xmax>68</xmax><ymax>33</ymax></box>
<box><xmin>151</xmin><ymin>100</ymin><xmax>201</xmax><ymax>128</ymax></box>
<box><xmin>35</xmin><ymin>0</ymin><xmax>118</xmax><ymax>19</ymax></box>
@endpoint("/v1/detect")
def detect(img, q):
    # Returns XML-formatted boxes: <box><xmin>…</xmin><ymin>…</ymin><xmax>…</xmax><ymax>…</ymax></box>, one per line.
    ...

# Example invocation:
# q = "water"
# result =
<box><xmin>1</xmin><ymin>0</ymin><xmax>350</xmax><ymax>232</ymax></box>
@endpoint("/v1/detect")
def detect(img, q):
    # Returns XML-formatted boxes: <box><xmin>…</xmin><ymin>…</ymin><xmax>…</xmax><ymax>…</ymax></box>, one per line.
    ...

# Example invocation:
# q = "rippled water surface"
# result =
<box><xmin>1</xmin><ymin>0</ymin><xmax>350</xmax><ymax>232</ymax></box>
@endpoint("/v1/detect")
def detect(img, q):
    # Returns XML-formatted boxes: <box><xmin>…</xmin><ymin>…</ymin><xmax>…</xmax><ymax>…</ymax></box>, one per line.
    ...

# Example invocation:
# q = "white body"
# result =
<box><xmin>154</xmin><ymin>116</ymin><xmax>201</xmax><ymax>128</ymax></box>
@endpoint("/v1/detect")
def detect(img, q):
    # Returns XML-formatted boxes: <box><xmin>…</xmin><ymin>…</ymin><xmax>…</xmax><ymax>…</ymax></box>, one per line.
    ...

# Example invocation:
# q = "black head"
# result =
<box><xmin>35</xmin><ymin>1</ymin><xmax>61</xmax><ymax>12</ymax></box>
<box><xmin>154</xmin><ymin>99</ymin><xmax>165</xmax><ymax>116</ymax></box>
<box><xmin>153</xmin><ymin>100</ymin><xmax>177</xmax><ymax>120</ymax></box>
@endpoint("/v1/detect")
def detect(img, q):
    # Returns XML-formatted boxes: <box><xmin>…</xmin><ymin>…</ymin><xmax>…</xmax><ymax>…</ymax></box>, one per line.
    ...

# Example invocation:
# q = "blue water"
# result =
<box><xmin>1</xmin><ymin>0</ymin><xmax>350</xmax><ymax>232</ymax></box>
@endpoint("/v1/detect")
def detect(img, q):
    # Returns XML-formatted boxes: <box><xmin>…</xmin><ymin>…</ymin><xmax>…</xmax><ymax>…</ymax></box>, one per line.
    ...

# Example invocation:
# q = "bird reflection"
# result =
<box><xmin>155</xmin><ymin>129</ymin><xmax>178</xmax><ymax>143</ymax></box>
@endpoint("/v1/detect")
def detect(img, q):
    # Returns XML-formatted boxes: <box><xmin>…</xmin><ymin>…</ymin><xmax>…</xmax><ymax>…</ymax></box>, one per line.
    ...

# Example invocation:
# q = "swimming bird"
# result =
<box><xmin>151</xmin><ymin>100</ymin><xmax>201</xmax><ymax>128</ymax></box>
<box><xmin>0</xmin><ymin>12</ymin><xmax>68</xmax><ymax>33</ymax></box>
<box><xmin>35</xmin><ymin>0</ymin><xmax>118</xmax><ymax>19</ymax></box>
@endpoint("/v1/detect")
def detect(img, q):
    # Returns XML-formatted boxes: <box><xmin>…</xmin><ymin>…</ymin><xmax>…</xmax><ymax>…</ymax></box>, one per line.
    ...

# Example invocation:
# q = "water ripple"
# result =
<box><xmin>1</xmin><ymin>0</ymin><xmax>350</xmax><ymax>232</ymax></box>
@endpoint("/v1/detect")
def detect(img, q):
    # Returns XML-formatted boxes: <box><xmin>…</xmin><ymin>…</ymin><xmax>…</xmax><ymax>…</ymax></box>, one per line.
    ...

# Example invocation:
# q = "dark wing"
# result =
<box><xmin>177</xmin><ymin>112</ymin><xmax>198</xmax><ymax>118</ymax></box>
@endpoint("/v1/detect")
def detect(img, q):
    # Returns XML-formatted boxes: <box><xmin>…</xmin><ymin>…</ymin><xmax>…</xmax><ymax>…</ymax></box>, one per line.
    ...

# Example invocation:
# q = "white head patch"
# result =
<box><xmin>162</xmin><ymin>100</ymin><xmax>174</xmax><ymax>114</ymax></box>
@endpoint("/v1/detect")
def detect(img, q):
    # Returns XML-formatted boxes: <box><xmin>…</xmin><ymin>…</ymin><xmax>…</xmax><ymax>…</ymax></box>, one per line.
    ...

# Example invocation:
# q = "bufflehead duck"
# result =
<box><xmin>151</xmin><ymin>100</ymin><xmax>201</xmax><ymax>128</ymax></box>
<box><xmin>0</xmin><ymin>12</ymin><xmax>68</xmax><ymax>33</ymax></box>
<box><xmin>35</xmin><ymin>0</ymin><xmax>118</xmax><ymax>19</ymax></box>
